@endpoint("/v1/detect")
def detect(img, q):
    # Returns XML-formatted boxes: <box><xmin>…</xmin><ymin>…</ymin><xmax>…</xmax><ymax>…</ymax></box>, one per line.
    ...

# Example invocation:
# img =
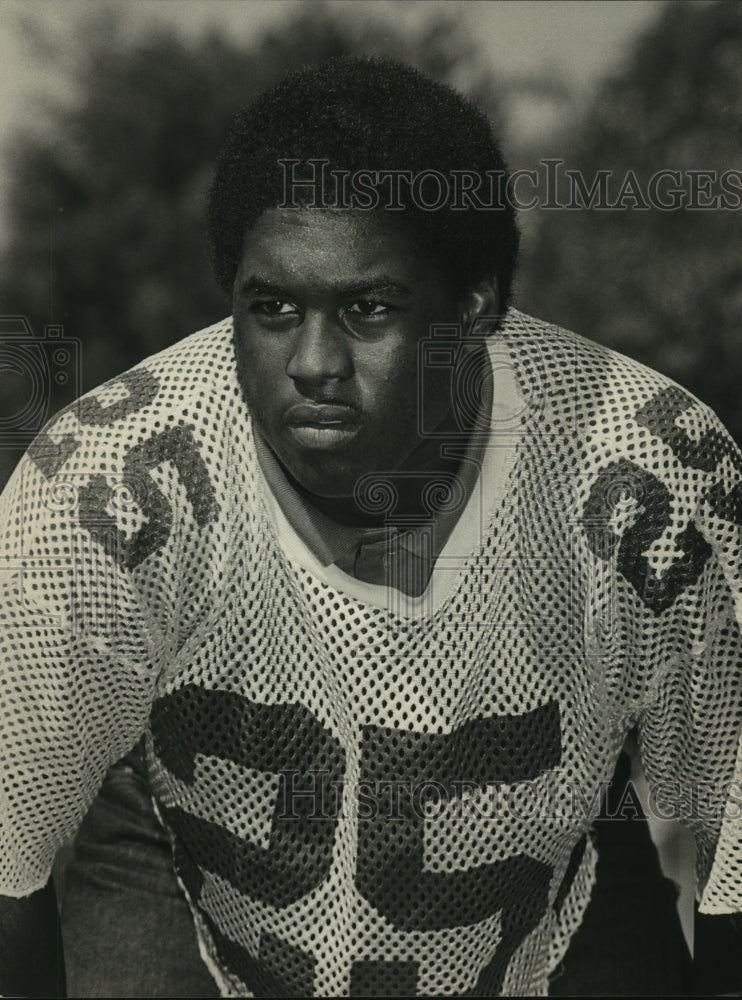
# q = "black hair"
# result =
<box><xmin>207</xmin><ymin>56</ymin><xmax>520</xmax><ymax>310</ymax></box>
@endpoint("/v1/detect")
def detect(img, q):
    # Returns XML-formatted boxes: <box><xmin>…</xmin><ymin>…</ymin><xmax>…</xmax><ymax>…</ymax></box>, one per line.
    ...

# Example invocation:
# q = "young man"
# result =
<box><xmin>1</xmin><ymin>58</ymin><xmax>740</xmax><ymax>997</ymax></box>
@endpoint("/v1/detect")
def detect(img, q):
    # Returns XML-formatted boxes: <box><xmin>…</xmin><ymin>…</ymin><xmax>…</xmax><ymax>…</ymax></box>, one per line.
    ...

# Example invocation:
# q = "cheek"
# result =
<box><xmin>235</xmin><ymin>328</ymin><xmax>288</xmax><ymax>397</ymax></box>
<box><xmin>356</xmin><ymin>343</ymin><xmax>420</xmax><ymax>419</ymax></box>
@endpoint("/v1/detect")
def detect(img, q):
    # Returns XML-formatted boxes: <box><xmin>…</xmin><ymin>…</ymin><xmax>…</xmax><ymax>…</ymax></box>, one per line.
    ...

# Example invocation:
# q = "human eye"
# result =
<box><xmin>345</xmin><ymin>300</ymin><xmax>391</xmax><ymax>319</ymax></box>
<box><xmin>251</xmin><ymin>299</ymin><xmax>300</xmax><ymax>318</ymax></box>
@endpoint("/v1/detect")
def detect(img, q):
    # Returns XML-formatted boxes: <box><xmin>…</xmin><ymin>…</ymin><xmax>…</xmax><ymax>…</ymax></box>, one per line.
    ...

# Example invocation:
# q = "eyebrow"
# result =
<box><xmin>239</xmin><ymin>276</ymin><xmax>413</xmax><ymax>298</ymax></box>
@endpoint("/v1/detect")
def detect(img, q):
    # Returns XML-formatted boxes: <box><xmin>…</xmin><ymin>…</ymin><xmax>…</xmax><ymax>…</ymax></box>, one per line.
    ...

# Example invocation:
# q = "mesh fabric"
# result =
<box><xmin>1</xmin><ymin>309</ymin><xmax>740</xmax><ymax>996</ymax></box>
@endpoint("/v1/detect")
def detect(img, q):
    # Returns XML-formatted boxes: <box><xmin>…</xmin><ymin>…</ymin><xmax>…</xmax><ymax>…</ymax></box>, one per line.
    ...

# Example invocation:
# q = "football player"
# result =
<box><xmin>1</xmin><ymin>58</ymin><xmax>740</xmax><ymax>997</ymax></box>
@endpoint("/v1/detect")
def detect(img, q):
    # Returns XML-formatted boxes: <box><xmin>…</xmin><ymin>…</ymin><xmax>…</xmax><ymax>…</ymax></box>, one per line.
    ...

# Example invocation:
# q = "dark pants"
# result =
<box><xmin>549</xmin><ymin>753</ymin><xmax>692</xmax><ymax>996</ymax></box>
<box><xmin>60</xmin><ymin>746</ymin><xmax>219</xmax><ymax>999</ymax></box>
<box><xmin>61</xmin><ymin>748</ymin><xmax>691</xmax><ymax>998</ymax></box>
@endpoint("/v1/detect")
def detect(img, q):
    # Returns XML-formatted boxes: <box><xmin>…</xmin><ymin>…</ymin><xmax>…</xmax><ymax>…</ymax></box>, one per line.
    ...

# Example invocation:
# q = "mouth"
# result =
<box><xmin>284</xmin><ymin>402</ymin><xmax>362</xmax><ymax>451</ymax></box>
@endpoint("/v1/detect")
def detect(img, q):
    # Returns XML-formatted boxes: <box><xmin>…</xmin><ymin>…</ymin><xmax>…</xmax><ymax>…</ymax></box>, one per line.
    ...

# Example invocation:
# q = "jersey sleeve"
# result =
<box><xmin>0</xmin><ymin>449</ymin><xmax>160</xmax><ymax>898</ymax></box>
<box><xmin>636</xmin><ymin>405</ymin><xmax>742</xmax><ymax>915</ymax></box>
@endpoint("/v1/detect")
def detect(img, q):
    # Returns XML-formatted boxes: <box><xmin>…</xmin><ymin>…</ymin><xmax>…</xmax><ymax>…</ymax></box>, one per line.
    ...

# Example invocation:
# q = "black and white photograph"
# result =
<box><xmin>0</xmin><ymin>1</ymin><xmax>740</xmax><ymax>996</ymax></box>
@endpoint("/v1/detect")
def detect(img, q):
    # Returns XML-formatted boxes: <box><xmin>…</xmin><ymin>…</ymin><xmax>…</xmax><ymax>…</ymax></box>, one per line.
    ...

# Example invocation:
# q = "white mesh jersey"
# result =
<box><xmin>1</xmin><ymin>309</ymin><xmax>741</xmax><ymax>997</ymax></box>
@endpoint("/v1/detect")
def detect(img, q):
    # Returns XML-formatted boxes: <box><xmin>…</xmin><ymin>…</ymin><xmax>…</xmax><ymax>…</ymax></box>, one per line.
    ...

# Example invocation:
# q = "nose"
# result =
<box><xmin>285</xmin><ymin>311</ymin><xmax>353</xmax><ymax>385</ymax></box>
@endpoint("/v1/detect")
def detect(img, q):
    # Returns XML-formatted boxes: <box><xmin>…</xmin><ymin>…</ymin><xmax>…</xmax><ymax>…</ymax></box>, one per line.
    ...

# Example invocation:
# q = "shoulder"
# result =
<box><xmin>2</xmin><ymin>317</ymin><xmax>250</xmax><ymax>576</ymax></box>
<box><xmin>26</xmin><ymin>316</ymin><xmax>245</xmax><ymax>478</ymax></box>
<box><xmin>500</xmin><ymin>307</ymin><xmax>705</xmax><ymax>421</ymax></box>
<box><xmin>133</xmin><ymin>315</ymin><xmax>237</xmax><ymax>397</ymax></box>
<box><xmin>499</xmin><ymin>311</ymin><xmax>741</xmax><ymax>619</ymax></box>
<box><xmin>500</xmin><ymin>308</ymin><xmax>739</xmax><ymax>480</ymax></box>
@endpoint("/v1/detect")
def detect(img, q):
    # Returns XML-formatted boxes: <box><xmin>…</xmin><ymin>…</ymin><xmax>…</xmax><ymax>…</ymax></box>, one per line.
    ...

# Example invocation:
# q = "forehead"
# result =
<box><xmin>237</xmin><ymin>208</ymin><xmax>429</xmax><ymax>287</ymax></box>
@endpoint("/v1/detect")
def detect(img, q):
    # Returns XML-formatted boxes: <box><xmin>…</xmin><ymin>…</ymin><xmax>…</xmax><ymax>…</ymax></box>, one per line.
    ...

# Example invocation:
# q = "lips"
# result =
<box><xmin>284</xmin><ymin>402</ymin><xmax>361</xmax><ymax>426</ymax></box>
<box><xmin>283</xmin><ymin>401</ymin><xmax>361</xmax><ymax>451</ymax></box>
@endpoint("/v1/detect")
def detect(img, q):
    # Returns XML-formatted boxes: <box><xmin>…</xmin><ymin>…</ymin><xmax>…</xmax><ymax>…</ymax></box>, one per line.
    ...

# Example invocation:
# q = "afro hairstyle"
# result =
<box><xmin>207</xmin><ymin>56</ymin><xmax>520</xmax><ymax>310</ymax></box>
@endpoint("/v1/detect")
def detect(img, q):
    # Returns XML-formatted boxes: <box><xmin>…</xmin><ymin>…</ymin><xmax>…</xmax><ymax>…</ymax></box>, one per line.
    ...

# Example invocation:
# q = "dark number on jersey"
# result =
<box><xmin>150</xmin><ymin>684</ymin><xmax>564</xmax><ymax>996</ymax></box>
<box><xmin>28</xmin><ymin>367</ymin><xmax>219</xmax><ymax>566</ymax></box>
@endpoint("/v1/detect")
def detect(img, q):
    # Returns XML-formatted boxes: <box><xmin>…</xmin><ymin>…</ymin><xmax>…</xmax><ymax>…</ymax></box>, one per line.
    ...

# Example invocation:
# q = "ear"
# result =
<box><xmin>459</xmin><ymin>275</ymin><xmax>500</xmax><ymax>337</ymax></box>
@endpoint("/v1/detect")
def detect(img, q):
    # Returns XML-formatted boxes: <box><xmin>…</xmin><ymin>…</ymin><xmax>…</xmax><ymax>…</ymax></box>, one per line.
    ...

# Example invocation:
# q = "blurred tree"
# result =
<box><xmin>5</xmin><ymin>0</ymin><xmax>739</xmax><ymax>455</ymax></box>
<box><xmin>517</xmin><ymin>0</ymin><xmax>742</xmax><ymax>444</ymax></box>
<box><xmin>0</xmin><ymin>1</ymin><xmax>501</xmax><ymax>394</ymax></box>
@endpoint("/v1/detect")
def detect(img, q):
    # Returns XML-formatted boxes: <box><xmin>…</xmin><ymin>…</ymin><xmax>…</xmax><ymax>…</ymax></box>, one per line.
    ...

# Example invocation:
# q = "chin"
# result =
<box><xmin>285</xmin><ymin>456</ymin><xmax>360</xmax><ymax>500</ymax></box>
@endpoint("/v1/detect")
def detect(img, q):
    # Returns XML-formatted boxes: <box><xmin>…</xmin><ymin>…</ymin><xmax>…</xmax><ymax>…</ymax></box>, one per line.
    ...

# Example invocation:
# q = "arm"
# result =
<box><xmin>0</xmin><ymin>880</ymin><xmax>65</xmax><ymax>999</ymax></box>
<box><xmin>0</xmin><ymin>450</ymin><xmax>157</xmax><ymax>995</ymax></box>
<box><xmin>635</xmin><ymin>401</ymin><xmax>742</xmax><ymax>986</ymax></box>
